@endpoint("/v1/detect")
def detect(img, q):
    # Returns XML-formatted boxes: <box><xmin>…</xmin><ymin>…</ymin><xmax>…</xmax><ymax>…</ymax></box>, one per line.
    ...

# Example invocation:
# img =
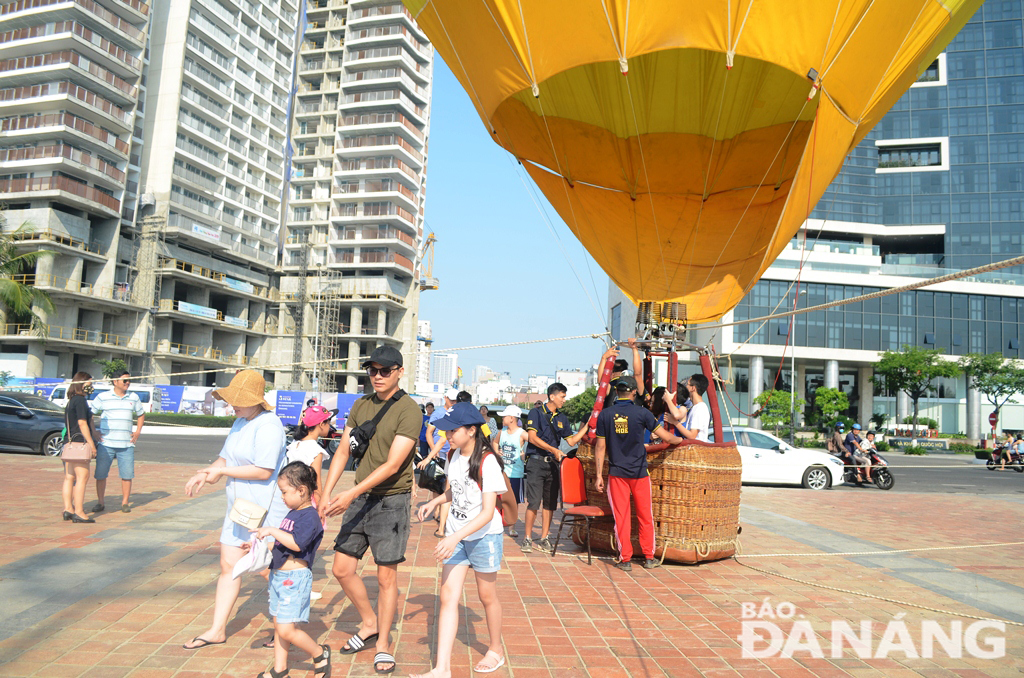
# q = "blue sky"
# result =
<box><xmin>417</xmin><ymin>58</ymin><xmax>611</xmax><ymax>383</ymax></box>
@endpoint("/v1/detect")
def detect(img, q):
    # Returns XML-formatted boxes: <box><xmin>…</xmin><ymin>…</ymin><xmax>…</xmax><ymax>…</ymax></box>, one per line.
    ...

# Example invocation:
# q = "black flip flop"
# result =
<box><xmin>373</xmin><ymin>652</ymin><xmax>396</xmax><ymax>675</ymax></box>
<box><xmin>183</xmin><ymin>636</ymin><xmax>226</xmax><ymax>650</ymax></box>
<box><xmin>340</xmin><ymin>631</ymin><xmax>378</xmax><ymax>654</ymax></box>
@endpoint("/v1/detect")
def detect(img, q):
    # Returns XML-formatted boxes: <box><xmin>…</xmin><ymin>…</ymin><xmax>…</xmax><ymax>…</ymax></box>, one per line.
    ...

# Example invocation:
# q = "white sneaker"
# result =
<box><xmin>310</xmin><ymin>591</ymin><xmax>323</xmax><ymax>601</ymax></box>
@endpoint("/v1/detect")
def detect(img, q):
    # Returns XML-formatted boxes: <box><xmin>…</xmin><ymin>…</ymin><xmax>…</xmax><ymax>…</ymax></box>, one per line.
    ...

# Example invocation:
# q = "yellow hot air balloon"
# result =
<box><xmin>403</xmin><ymin>0</ymin><xmax>981</xmax><ymax>323</ymax></box>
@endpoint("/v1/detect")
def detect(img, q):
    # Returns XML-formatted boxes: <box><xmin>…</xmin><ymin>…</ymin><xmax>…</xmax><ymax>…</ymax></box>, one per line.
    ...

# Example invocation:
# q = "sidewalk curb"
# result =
<box><xmin>141</xmin><ymin>426</ymin><xmax>230</xmax><ymax>436</ymax></box>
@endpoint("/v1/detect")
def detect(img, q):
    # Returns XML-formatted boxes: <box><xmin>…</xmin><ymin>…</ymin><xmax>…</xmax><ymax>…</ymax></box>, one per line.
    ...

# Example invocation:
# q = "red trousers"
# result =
<box><xmin>606</xmin><ymin>475</ymin><xmax>655</xmax><ymax>561</ymax></box>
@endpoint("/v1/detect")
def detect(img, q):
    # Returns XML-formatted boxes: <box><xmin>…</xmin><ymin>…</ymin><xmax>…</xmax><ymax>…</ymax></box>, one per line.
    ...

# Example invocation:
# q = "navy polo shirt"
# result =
<box><xmin>596</xmin><ymin>398</ymin><xmax>659</xmax><ymax>478</ymax></box>
<box><xmin>525</xmin><ymin>403</ymin><xmax>573</xmax><ymax>458</ymax></box>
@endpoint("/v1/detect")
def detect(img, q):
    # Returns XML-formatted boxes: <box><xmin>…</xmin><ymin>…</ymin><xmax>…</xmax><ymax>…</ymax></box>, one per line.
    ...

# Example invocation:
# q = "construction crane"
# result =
<box><xmin>418</xmin><ymin>231</ymin><xmax>439</xmax><ymax>290</ymax></box>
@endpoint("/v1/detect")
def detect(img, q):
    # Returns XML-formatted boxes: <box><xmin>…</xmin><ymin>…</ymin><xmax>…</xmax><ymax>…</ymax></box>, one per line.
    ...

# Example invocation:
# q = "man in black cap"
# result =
<box><xmin>594</xmin><ymin>376</ymin><xmax>682</xmax><ymax>571</ymax></box>
<box><xmin>521</xmin><ymin>382</ymin><xmax>591</xmax><ymax>553</ymax></box>
<box><xmin>320</xmin><ymin>345</ymin><xmax>420</xmax><ymax>675</ymax></box>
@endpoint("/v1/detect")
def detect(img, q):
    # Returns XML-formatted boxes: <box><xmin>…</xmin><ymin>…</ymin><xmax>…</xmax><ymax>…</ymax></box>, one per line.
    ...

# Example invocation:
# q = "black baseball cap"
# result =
<box><xmin>362</xmin><ymin>345</ymin><xmax>403</xmax><ymax>368</ymax></box>
<box><xmin>614</xmin><ymin>375</ymin><xmax>638</xmax><ymax>392</ymax></box>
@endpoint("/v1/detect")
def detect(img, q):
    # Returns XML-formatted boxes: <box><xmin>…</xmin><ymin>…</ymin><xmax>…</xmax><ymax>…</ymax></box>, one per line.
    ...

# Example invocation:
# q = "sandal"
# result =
<box><xmin>373</xmin><ymin>651</ymin><xmax>396</xmax><ymax>675</ymax></box>
<box><xmin>340</xmin><ymin>631</ymin><xmax>378</xmax><ymax>654</ymax></box>
<box><xmin>474</xmin><ymin>650</ymin><xmax>505</xmax><ymax>673</ymax></box>
<box><xmin>255</xmin><ymin>668</ymin><xmax>289</xmax><ymax>678</ymax></box>
<box><xmin>432</xmin><ymin>531</ymin><xmax>444</xmax><ymax>538</ymax></box>
<box><xmin>313</xmin><ymin>644</ymin><xmax>331</xmax><ymax>678</ymax></box>
<box><xmin>183</xmin><ymin>636</ymin><xmax>226</xmax><ymax>650</ymax></box>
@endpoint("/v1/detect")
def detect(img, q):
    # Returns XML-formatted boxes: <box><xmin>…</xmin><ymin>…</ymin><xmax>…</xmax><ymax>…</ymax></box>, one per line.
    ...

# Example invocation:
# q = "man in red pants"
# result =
<box><xmin>594</xmin><ymin>376</ymin><xmax>682</xmax><ymax>571</ymax></box>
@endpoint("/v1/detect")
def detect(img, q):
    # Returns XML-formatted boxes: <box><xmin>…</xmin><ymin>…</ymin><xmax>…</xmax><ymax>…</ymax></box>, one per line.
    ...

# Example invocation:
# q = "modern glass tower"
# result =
<box><xmin>609</xmin><ymin>1</ymin><xmax>1024</xmax><ymax>436</ymax></box>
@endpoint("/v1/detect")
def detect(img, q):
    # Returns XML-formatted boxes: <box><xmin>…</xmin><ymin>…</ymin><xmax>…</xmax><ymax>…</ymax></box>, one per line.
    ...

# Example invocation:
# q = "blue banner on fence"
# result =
<box><xmin>155</xmin><ymin>385</ymin><xmax>185</xmax><ymax>414</ymax></box>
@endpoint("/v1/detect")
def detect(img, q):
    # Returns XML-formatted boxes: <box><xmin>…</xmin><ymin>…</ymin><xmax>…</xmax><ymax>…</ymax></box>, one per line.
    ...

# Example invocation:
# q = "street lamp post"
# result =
<box><xmin>790</xmin><ymin>289</ymin><xmax>806</xmax><ymax>445</ymax></box>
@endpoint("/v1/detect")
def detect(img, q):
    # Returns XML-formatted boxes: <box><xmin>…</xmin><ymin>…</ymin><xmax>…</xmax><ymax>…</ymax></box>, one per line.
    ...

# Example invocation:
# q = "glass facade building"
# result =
<box><xmin>609</xmin><ymin>1</ymin><xmax>1024</xmax><ymax>435</ymax></box>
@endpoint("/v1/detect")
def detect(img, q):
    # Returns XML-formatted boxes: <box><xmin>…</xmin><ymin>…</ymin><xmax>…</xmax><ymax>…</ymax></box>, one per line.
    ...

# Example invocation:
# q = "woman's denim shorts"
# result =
<box><xmin>444</xmin><ymin>532</ymin><xmax>503</xmax><ymax>572</ymax></box>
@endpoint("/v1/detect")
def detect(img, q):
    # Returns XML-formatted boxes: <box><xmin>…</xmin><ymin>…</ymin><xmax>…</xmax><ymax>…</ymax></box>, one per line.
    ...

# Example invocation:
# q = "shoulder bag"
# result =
<box><xmin>60</xmin><ymin>405</ymin><xmax>92</xmax><ymax>461</ymax></box>
<box><xmin>229</xmin><ymin>497</ymin><xmax>270</xmax><ymax>530</ymax></box>
<box><xmin>348</xmin><ymin>389</ymin><xmax>407</xmax><ymax>463</ymax></box>
<box><xmin>417</xmin><ymin>457</ymin><xmax>447</xmax><ymax>494</ymax></box>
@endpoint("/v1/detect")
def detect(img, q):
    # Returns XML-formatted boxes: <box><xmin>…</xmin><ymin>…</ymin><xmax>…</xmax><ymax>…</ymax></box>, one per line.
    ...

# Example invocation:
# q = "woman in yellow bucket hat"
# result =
<box><xmin>182</xmin><ymin>370</ymin><xmax>289</xmax><ymax>650</ymax></box>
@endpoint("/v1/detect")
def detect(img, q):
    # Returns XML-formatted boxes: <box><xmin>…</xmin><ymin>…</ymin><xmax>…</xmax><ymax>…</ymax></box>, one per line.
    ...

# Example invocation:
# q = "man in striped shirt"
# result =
<box><xmin>91</xmin><ymin>371</ymin><xmax>145</xmax><ymax>513</ymax></box>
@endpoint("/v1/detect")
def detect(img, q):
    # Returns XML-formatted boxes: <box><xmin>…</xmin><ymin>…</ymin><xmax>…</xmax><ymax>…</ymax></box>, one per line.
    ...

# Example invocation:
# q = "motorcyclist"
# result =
<box><xmin>844</xmin><ymin>423</ymin><xmax>870</xmax><ymax>485</ymax></box>
<box><xmin>1002</xmin><ymin>434</ymin><xmax>1023</xmax><ymax>471</ymax></box>
<box><xmin>828</xmin><ymin>422</ymin><xmax>846</xmax><ymax>458</ymax></box>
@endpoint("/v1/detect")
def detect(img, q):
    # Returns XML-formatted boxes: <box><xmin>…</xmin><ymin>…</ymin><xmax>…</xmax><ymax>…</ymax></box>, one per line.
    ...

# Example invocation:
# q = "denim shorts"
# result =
<box><xmin>94</xmin><ymin>444</ymin><xmax>135</xmax><ymax>480</ymax></box>
<box><xmin>333</xmin><ymin>492</ymin><xmax>411</xmax><ymax>565</ymax></box>
<box><xmin>444</xmin><ymin>532</ymin><xmax>503</xmax><ymax>572</ymax></box>
<box><xmin>269</xmin><ymin>568</ymin><xmax>312</xmax><ymax>623</ymax></box>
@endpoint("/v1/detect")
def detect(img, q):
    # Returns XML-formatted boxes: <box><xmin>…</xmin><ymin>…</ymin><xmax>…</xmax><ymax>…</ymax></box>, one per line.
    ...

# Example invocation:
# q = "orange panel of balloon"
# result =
<box><xmin>403</xmin><ymin>0</ymin><xmax>981</xmax><ymax>322</ymax></box>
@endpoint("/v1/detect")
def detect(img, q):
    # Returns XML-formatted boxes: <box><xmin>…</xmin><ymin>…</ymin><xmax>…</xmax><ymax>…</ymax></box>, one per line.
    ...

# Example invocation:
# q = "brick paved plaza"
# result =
<box><xmin>0</xmin><ymin>455</ymin><xmax>1021</xmax><ymax>677</ymax></box>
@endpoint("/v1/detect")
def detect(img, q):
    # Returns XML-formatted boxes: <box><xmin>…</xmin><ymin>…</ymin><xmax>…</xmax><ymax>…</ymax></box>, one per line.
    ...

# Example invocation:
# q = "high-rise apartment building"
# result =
<box><xmin>279</xmin><ymin>0</ymin><xmax>433</xmax><ymax>394</ymax></box>
<box><xmin>429</xmin><ymin>351</ymin><xmax>456</xmax><ymax>387</ymax></box>
<box><xmin>0</xmin><ymin>0</ymin><xmax>434</xmax><ymax>392</ymax></box>
<box><xmin>414</xmin><ymin>318</ymin><xmax>430</xmax><ymax>384</ymax></box>
<box><xmin>0</xmin><ymin>0</ymin><xmax>150</xmax><ymax>378</ymax></box>
<box><xmin>609</xmin><ymin>1</ymin><xmax>1024</xmax><ymax>436</ymax></box>
<box><xmin>135</xmin><ymin>0</ymin><xmax>297</xmax><ymax>387</ymax></box>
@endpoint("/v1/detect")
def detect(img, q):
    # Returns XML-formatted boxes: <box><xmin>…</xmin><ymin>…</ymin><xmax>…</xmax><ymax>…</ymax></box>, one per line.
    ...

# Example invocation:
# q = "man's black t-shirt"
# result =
<box><xmin>596</xmin><ymin>398</ymin><xmax>659</xmax><ymax>478</ymax></box>
<box><xmin>66</xmin><ymin>394</ymin><xmax>92</xmax><ymax>441</ymax></box>
<box><xmin>525</xmin><ymin>403</ymin><xmax>573</xmax><ymax>458</ymax></box>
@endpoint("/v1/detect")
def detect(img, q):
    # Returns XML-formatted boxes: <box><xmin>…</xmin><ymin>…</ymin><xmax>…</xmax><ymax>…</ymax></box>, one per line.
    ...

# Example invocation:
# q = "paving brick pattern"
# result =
<box><xmin>0</xmin><ymin>456</ymin><xmax>1021</xmax><ymax>677</ymax></box>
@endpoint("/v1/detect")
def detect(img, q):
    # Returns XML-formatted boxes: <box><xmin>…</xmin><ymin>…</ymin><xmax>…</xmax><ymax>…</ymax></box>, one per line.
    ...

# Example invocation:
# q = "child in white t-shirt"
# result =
<box><xmin>285</xmin><ymin>405</ymin><xmax>335</xmax><ymax>504</ymax></box>
<box><xmin>415</xmin><ymin>402</ymin><xmax>506</xmax><ymax>676</ymax></box>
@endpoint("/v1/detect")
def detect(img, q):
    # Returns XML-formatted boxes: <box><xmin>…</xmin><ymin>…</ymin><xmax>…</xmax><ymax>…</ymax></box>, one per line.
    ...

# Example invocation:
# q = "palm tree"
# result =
<box><xmin>0</xmin><ymin>221</ymin><xmax>54</xmax><ymax>327</ymax></box>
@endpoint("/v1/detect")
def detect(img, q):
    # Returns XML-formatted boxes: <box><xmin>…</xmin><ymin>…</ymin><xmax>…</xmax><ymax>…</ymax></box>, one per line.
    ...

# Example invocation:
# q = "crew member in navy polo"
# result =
<box><xmin>594</xmin><ymin>376</ymin><xmax>681</xmax><ymax>571</ymax></box>
<box><xmin>519</xmin><ymin>382</ymin><xmax>590</xmax><ymax>554</ymax></box>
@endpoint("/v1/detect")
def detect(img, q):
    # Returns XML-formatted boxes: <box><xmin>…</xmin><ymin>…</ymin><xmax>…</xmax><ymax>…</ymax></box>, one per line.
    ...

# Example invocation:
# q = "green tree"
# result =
<box><xmin>869</xmin><ymin>410</ymin><xmax>890</xmax><ymax>432</ymax></box>
<box><xmin>972</xmin><ymin>359</ymin><xmax>1024</xmax><ymax>431</ymax></box>
<box><xmin>562</xmin><ymin>386</ymin><xmax>597</xmax><ymax>424</ymax></box>
<box><xmin>872</xmin><ymin>345</ymin><xmax>961</xmax><ymax>433</ymax></box>
<box><xmin>812</xmin><ymin>387</ymin><xmax>849</xmax><ymax>428</ymax></box>
<box><xmin>95</xmin><ymin>358</ymin><xmax>130</xmax><ymax>379</ymax></box>
<box><xmin>0</xmin><ymin>222</ymin><xmax>54</xmax><ymax>326</ymax></box>
<box><xmin>0</xmin><ymin>370</ymin><xmax>11</xmax><ymax>387</ymax></box>
<box><xmin>754</xmin><ymin>389</ymin><xmax>805</xmax><ymax>436</ymax></box>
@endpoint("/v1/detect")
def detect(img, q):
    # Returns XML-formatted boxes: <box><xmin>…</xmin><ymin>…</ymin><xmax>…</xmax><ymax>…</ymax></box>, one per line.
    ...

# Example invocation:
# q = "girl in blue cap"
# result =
<box><xmin>413</xmin><ymin>402</ymin><xmax>507</xmax><ymax>676</ymax></box>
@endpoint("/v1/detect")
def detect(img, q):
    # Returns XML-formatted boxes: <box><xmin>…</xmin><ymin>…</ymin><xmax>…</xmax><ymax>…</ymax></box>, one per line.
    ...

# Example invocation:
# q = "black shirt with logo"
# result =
<box><xmin>525</xmin><ymin>403</ymin><xmax>573</xmax><ymax>458</ymax></box>
<box><xmin>596</xmin><ymin>398</ymin><xmax>659</xmax><ymax>478</ymax></box>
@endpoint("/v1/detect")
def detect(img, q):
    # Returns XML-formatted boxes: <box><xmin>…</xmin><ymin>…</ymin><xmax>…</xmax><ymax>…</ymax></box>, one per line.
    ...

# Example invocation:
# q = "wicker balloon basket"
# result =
<box><xmin>572</xmin><ymin>440</ymin><xmax>742</xmax><ymax>564</ymax></box>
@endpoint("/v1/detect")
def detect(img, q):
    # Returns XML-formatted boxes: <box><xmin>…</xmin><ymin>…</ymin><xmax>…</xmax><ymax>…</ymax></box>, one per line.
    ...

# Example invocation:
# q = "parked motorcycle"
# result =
<box><xmin>986</xmin><ymin>443</ymin><xmax>1024</xmax><ymax>472</ymax></box>
<box><xmin>841</xmin><ymin>448</ymin><xmax>895</xmax><ymax>490</ymax></box>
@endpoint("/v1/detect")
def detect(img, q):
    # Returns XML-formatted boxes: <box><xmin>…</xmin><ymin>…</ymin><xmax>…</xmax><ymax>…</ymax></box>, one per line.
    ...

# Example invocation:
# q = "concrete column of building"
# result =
<box><xmin>748</xmin><ymin>355</ymin><xmax>763</xmax><ymax>428</ymax></box>
<box><xmin>345</xmin><ymin>305</ymin><xmax>363</xmax><ymax>392</ymax></box>
<box><xmin>858</xmin><ymin>365</ymin><xmax>874</xmax><ymax>428</ymax></box>
<box><xmin>966</xmin><ymin>378</ymin><xmax>981</xmax><ymax>440</ymax></box>
<box><xmin>896</xmin><ymin>389</ymin><xmax>911</xmax><ymax>426</ymax></box>
<box><xmin>68</xmin><ymin>257</ymin><xmax>84</xmax><ymax>287</ymax></box>
<box><xmin>824</xmin><ymin>360</ymin><xmax>839</xmax><ymax>390</ymax></box>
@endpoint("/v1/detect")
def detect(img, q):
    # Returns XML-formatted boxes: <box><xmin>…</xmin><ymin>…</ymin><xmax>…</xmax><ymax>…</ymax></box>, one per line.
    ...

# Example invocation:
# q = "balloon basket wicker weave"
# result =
<box><xmin>572</xmin><ymin>440</ymin><xmax>742</xmax><ymax>565</ymax></box>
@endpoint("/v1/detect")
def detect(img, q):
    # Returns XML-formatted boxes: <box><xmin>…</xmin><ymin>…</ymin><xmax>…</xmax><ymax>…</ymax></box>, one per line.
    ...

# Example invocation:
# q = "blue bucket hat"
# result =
<box><xmin>432</xmin><ymin>402</ymin><xmax>486</xmax><ymax>431</ymax></box>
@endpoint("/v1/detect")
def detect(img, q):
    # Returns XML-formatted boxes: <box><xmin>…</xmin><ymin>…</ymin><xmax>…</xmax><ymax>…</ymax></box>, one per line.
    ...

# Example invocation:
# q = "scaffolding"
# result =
<box><xmin>311</xmin><ymin>266</ymin><xmax>343</xmax><ymax>393</ymax></box>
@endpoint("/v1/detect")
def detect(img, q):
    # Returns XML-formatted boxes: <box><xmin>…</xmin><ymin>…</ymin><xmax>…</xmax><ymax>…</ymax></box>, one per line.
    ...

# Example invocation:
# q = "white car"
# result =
<box><xmin>710</xmin><ymin>426</ymin><xmax>846</xmax><ymax>490</ymax></box>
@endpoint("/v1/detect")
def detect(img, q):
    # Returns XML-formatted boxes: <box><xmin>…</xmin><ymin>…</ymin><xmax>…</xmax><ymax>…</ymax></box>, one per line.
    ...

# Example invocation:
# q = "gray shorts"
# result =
<box><xmin>852</xmin><ymin>453</ymin><xmax>870</xmax><ymax>465</ymax></box>
<box><xmin>333</xmin><ymin>491</ymin><xmax>411</xmax><ymax>565</ymax></box>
